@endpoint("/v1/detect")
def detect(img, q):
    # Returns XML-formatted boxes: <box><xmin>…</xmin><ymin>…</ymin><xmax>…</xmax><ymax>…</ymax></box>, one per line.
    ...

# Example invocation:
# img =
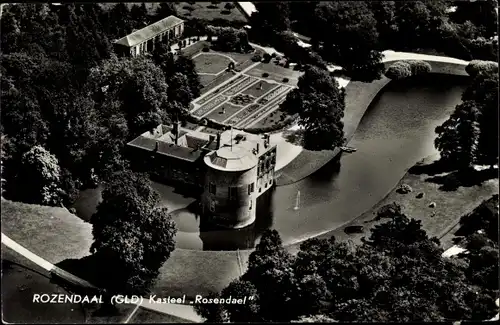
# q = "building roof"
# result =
<box><xmin>128</xmin><ymin>135</ymin><xmax>203</xmax><ymax>163</ymax></box>
<box><xmin>205</xmin><ymin>145</ymin><xmax>258</xmax><ymax>172</ymax></box>
<box><xmin>114</xmin><ymin>15</ymin><xmax>184</xmax><ymax>48</ymax></box>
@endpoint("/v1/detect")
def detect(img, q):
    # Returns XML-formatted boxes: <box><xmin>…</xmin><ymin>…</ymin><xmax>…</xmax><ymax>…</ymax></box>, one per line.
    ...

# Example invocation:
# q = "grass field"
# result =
<box><xmin>246</xmin><ymin>62</ymin><xmax>302</xmax><ymax>86</ymax></box>
<box><xmin>204</xmin><ymin>102</ymin><xmax>244</xmax><ymax>122</ymax></box>
<box><xmin>241</xmin><ymin>80</ymin><xmax>277</xmax><ymax>98</ymax></box>
<box><xmin>199</xmin><ymin>74</ymin><xmax>218</xmax><ymax>86</ymax></box>
<box><xmin>1</xmin><ymin>199</ymin><xmax>93</xmax><ymax>264</ymax></box>
<box><xmin>131</xmin><ymin>308</ymin><xmax>192</xmax><ymax>324</ymax></box>
<box><xmin>174</xmin><ymin>2</ymin><xmax>247</xmax><ymax>23</ymax></box>
<box><xmin>194</xmin><ymin>53</ymin><xmax>233</xmax><ymax>74</ymax></box>
<box><xmin>310</xmin><ymin>155</ymin><xmax>499</xmax><ymax>247</ymax></box>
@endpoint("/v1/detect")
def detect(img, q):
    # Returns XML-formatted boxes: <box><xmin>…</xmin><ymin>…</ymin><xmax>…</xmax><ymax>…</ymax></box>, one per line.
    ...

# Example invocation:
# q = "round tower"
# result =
<box><xmin>202</xmin><ymin>145</ymin><xmax>258</xmax><ymax>229</ymax></box>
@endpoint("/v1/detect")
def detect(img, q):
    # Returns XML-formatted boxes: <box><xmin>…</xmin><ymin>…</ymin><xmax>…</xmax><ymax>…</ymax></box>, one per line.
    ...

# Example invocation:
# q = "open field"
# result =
<box><xmin>194</xmin><ymin>52</ymin><xmax>233</xmax><ymax>74</ymax></box>
<box><xmin>204</xmin><ymin>102</ymin><xmax>244</xmax><ymax>122</ymax></box>
<box><xmin>174</xmin><ymin>2</ymin><xmax>247</xmax><ymax>23</ymax></box>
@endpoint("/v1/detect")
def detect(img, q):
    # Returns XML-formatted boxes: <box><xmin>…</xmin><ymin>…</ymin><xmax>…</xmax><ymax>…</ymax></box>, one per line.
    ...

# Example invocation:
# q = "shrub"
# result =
<box><xmin>252</xmin><ymin>54</ymin><xmax>262</xmax><ymax>62</ymax></box>
<box><xmin>465</xmin><ymin>60</ymin><xmax>499</xmax><ymax>77</ymax></box>
<box><xmin>397</xmin><ymin>184</ymin><xmax>413</xmax><ymax>194</ymax></box>
<box><xmin>202</xmin><ymin>46</ymin><xmax>210</xmax><ymax>52</ymax></box>
<box><xmin>407</xmin><ymin>60</ymin><xmax>432</xmax><ymax>76</ymax></box>
<box><xmin>224</xmin><ymin>2</ymin><xmax>235</xmax><ymax>10</ymax></box>
<box><xmin>262</xmin><ymin>72</ymin><xmax>269</xmax><ymax>78</ymax></box>
<box><xmin>271</xmin><ymin>52</ymin><xmax>277</xmax><ymax>58</ymax></box>
<box><xmin>385</xmin><ymin>61</ymin><xmax>412</xmax><ymax>80</ymax></box>
<box><xmin>283</xmin><ymin>78</ymin><xmax>289</xmax><ymax>83</ymax></box>
<box><xmin>376</xmin><ymin>202</ymin><xmax>403</xmax><ymax>220</ymax></box>
<box><xmin>263</xmin><ymin>53</ymin><xmax>271</xmax><ymax>62</ymax></box>
<box><xmin>220</xmin><ymin>9</ymin><xmax>231</xmax><ymax>15</ymax></box>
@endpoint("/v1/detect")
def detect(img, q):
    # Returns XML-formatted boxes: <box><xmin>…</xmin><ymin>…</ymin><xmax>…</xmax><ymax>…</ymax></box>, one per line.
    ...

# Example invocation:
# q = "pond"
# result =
<box><xmin>72</xmin><ymin>74</ymin><xmax>468</xmax><ymax>251</ymax></box>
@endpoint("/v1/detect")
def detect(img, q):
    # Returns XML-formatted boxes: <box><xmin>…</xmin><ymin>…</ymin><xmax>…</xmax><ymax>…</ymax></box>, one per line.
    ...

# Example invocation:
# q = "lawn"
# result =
<box><xmin>180</xmin><ymin>40</ymin><xmax>210</xmax><ymax>58</ymax></box>
<box><xmin>1</xmin><ymin>198</ymin><xmax>93</xmax><ymax>264</ymax></box>
<box><xmin>174</xmin><ymin>2</ymin><xmax>247</xmax><ymax>23</ymax></box>
<box><xmin>194</xmin><ymin>52</ymin><xmax>233</xmax><ymax>74</ymax></box>
<box><xmin>204</xmin><ymin>102</ymin><xmax>245</xmax><ymax>122</ymax></box>
<box><xmin>308</xmin><ymin>155</ymin><xmax>499</xmax><ymax>248</ymax></box>
<box><xmin>199</xmin><ymin>74</ymin><xmax>218</xmax><ymax>86</ymax></box>
<box><xmin>241</xmin><ymin>80</ymin><xmax>278</xmax><ymax>98</ymax></box>
<box><xmin>246</xmin><ymin>62</ymin><xmax>303</xmax><ymax>86</ymax></box>
<box><xmin>131</xmin><ymin>308</ymin><xmax>192</xmax><ymax>323</ymax></box>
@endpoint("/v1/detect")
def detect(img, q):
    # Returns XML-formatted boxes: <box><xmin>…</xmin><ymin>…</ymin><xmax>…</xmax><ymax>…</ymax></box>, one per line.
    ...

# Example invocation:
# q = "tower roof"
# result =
<box><xmin>204</xmin><ymin>145</ymin><xmax>258</xmax><ymax>172</ymax></box>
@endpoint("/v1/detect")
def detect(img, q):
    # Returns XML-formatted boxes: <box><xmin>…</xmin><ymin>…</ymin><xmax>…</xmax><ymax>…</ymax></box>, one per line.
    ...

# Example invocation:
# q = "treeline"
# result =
<box><xmin>196</xmin><ymin>201</ymin><xmax>499</xmax><ymax>322</ymax></box>
<box><xmin>248</xmin><ymin>1</ymin><xmax>498</xmax><ymax>81</ymax></box>
<box><xmin>0</xmin><ymin>3</ymin><xmax>200</xmax><ymax>206</ymax></box>
<box><xmin>435</xmin><ymin>61</ymin><xmax>498</xmax><ymax>172</ymax></box>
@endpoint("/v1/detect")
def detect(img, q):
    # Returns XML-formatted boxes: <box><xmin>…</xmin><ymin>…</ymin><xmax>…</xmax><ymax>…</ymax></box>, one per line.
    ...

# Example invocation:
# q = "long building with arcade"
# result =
<box><xmin>127</xmin><ymin>123</ymin><xmax>277</xmax><ymax>229</ymax></box>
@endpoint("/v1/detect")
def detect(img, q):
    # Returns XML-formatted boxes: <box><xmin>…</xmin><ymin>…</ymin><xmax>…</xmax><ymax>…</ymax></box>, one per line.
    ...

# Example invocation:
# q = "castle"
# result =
<box><xmin>127</xmin><ymin>123</ymin><xmax>277</xmax><ymax>228</ymax></box>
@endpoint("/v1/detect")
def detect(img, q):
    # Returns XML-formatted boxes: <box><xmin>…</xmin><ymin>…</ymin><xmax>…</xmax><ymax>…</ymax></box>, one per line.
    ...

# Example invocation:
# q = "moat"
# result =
<box><xmin>72</xmin><ymin>74</ymin><xmax>469</xmax><ymax>251</ymax></box>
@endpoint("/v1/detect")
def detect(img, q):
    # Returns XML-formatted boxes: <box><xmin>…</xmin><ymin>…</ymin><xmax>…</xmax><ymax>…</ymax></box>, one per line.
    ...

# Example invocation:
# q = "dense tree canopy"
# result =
<box><xmin>90</xmin><ymin>170</ymin><xmax>177</xmax><ymax>295</ymax></box>
<box><xmin>197</xmin><ymin>208</ymin><xmax>498</xmax><ymax>322</ymax></box>
<box><xmin>249</xmin><ymin>2</ymin><xmax>291</xmax><ymax>44</ymax></box>
<box><xmin>281</xmin><ymin>67</ymin><xmax>345</xmax><ymax>150</ymax></box>
<box><xmin>435</xmin><ymin>68</ymin><xmax>498</xmax><ymax>169</ymax></box>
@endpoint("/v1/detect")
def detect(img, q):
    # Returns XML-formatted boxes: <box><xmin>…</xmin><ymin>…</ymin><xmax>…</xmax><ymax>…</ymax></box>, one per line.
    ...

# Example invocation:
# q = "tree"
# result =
<box><xmin>312</xmin><ymin>2</ymin><xmax>384</xmax><ymax>81</ymax></box>
<box><xmin>368</xmin><ymin>1</ymin><xmax>398</xmax><ymax>50</ymax></box>
<box><xmin>155</xmin><ymin>3</ymin><xmax>177</xmax><ymax>21</ymax></box>
<box><xmin>249</xmin><ymin>2</ymin><xmax>291</xmax><ymax>44</ymax></box>
<box><xmin>86</xmin><ymin>55</ymin><xmax>171</xmax><ymax>135</ymax></box>
<box><xmin>167</xmin><ymin>72</ymin><xmax>194</xmax><ymax>108</ymax></box>
<box><xmin>450</xmin><ymin>0</ymin><xmax>498</xmax><ymax>38</ymax></box>
<box><xmin>174</xmin><ymin>54</ymin><xmax>202</xmax><ymax>99</ymax></box>
<box><xmin>281</xmin><ymin>66</ymin><xmax>345</xmax><ymax>150</ymax></box>
<box><xmin>130</xmin><ymin>3</ymin><xmax>149</xmax><ymax>29</ymax></box>
<box><xmin>215</xmin><ymin>27</ymin><xmax>241</xmax><ymax>52</ymax></box>
<box><xmin>90</xmin><ymin>170</ymin><xmax>177</xmax><ymax>295</ymax></box>
<box><xmin>16</xmin><ymin>146</ymin><xmax>63</xmax><ymax>206</ymax></box>
<box><xmin>435</xmin><ymin>100</ymin><xmax>482</xmax><ymax>170</ymax></box>
<box><xmin>197</xmin><ymin>212</ymin><xmax>498</xmax><ymax>322</ymax></box>
<box><xmin>107</xmin><ymin>3</ymin><xmax>134</xmax><ymax>39</ymax></box>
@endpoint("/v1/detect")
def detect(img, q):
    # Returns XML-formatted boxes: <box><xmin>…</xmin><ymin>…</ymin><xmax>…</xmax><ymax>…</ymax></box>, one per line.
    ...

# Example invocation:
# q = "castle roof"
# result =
<box><xmin>205</xmin><ymin>145</ymin><xmax>258</xmax><ymax>171</ymax></box>
<box><xmin>114</xmin><ymin>15</ymin><xmax>183</xmax><ymax>48</ymax></box>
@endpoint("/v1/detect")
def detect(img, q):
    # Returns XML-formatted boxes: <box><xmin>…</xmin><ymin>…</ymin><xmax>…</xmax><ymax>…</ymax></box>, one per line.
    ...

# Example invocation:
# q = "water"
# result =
<box><xmin>72</xmin><ymin>75</ymin><xmax>468</xmax><ymax>251</ymax></box>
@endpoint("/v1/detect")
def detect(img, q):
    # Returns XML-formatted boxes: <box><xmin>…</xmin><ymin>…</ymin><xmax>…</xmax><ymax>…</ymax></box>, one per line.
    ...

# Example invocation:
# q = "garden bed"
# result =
<box><xmin>204</xmin><ymin>102</ymin><xmax>244</xmax><ymax>122</ymax></box>
<box><xmin>241</xmin><ymin>80</ymin><xmax>277</xmax><ymax>98</ymax></box>
<box><xmin>246</xmin><ymin>62</ymin><xmax>302</xmax><ymax>86</ymax></box>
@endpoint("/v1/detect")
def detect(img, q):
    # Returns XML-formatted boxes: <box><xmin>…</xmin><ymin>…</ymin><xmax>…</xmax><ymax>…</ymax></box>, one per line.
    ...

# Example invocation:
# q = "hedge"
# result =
<box><xmin>385</xmin><ymin>61</ymin><xmax>412</xmax><ymax>80</ymax></box>
<box><xmin>385</xmin><ymin>60</ymin><xmax>432</xmax><ymax>80</ymax></box>
<box><xmin>406</xmin><ymin>60</ymin><xmax>432</xmax><ymax>76</ymax></box>
<box><xmin>465</xmin><ymin>60</ymin><xmax>499</xmax><ymax>77</ymax></box>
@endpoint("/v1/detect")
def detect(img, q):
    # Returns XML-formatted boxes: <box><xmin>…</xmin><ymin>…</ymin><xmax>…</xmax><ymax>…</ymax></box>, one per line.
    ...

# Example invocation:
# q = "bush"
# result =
<box><xmin>407</xmin><ymin>60</ymin><xmax>432</xmax><ymax>76</ymax></box>
<box><xmin>283</xmin><ymin>78</ymin><xmax>289</xmax><ymax>83</ymax></box>
<box><xmin>224</xmin><ymin>2</ymin><xmax>235</xmax><ymax>10</ymax></box>
<box><xmin>262</xmin><ymin>72</ymin><xmax>269</xmax><ymax>78</ymax></box>
<box><xmin>202</xmin><ymin>46</ymin><xmax>210</xmax><ymax>52</ymax></box>
<box><xmin>252</xmin><ymin>54</ymin><xmax>262</xmax><ymax>62</ymax></box>
<box><xmin>220</xmin><ymin>9</ymin><xmax>231</xmax><ymax>15</ymax></box>
<box><xmin>263</xmin><ymin>53</ymin><xmax>271</xmax><ymax>62</ymax></box>
<box><xmin>271</xmin><ymin>52</ymin><xmax>277</xmax><ymax>58</ymax></box>
<box><xmin>465</xmin><ymin>60</ymin><xmax>499</xmax><ymax>77</ymax></box>
<box><xmin>385</xmin><ymin>61</ymin><xmax>412</xmax><ymax>80</ymax></box>
<box><xmin>397</xmin><ymin>184</ymin><xmax>413</xmax><ymax>194</ymax></box>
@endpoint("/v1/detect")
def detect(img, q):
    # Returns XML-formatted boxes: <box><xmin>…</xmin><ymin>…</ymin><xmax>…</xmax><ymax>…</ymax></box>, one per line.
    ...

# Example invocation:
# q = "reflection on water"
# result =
<box><xmin>170</xmin><ymin>189</ymin><xmax>275</xmax><ymax>250</ymax></box>
<box><xmin>72</xmin><ymin>74</ymin><xmax>468</xmax><ymax>251</ymax></box>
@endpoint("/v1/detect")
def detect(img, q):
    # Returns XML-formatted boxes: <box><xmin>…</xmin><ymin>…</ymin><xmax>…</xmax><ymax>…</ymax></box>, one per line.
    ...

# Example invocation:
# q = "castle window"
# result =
<box><xmin>210</xmin><ymin>200</ymin><xmax>216</xmax><ymax>212</ymax></box>
<box><xmin>228</xmin><ymin>186</ymin><xmax>237</xmax><ymax>200</ymax></box>
<box><xmin>249</xmin><ymin>200</ymin><xmax>253</xmax><ymax>210</ymax></box>
<box><xmin>209</xmin><ymin>182</ymin><xmax>216</xmax><ymax>195</ymax></box>
<box><xmin>248</xmin><ymin>183</ymin><xmax>254</xmax><ymax>195</ymax></box>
